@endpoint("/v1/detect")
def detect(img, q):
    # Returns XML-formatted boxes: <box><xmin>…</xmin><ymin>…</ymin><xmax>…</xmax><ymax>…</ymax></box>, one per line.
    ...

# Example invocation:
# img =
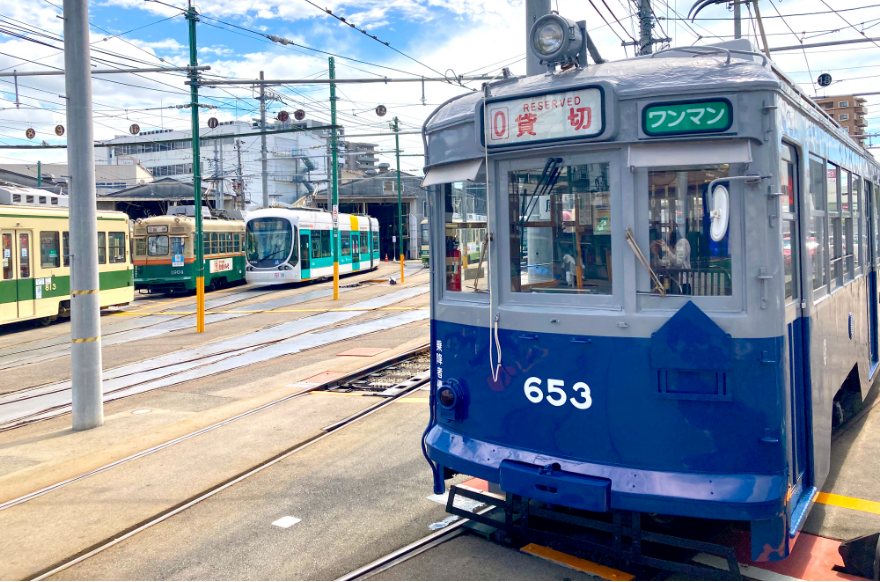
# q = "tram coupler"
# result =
<box><xmin>445</xmin><ymin>485</ymin><xmax>742</xmax><ymax>580</ymax></box>
<box><xmin>837</xmin><ymin>532</ymin><xmax>880</xmax><ymax>580</ymax></box>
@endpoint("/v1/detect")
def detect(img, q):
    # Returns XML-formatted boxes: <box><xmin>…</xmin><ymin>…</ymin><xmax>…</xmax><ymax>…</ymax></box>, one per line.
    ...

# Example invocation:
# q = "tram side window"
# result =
<box><xmin>211</xmin><ymin>232</ymin><xmax>220</xmax><ymax>255</ymax></box>
<box><xmin>841</xmin><ymin>169</ymin><xmax>854</xmax><ymax>282</ymax></box>
<box><xmin>853</xmin><ymin>176</ymin><xmax>862</xmax><ymax>272</ymax></box>
<box><xmin>446</xmin><ymin>181</ymin><xmax>488</xmax><ymax>293</ymax></box>
<box><xmin>2</xmin><ymin>233</ymin><xmax>12</xmax><ymax>280</ymax></box>
<box><xmin>341</xmin><ymin>233</ymin><xmax>351</xmax><ymax>256</ymax></box>
<box><xmin>108</xmin><ymin>233</ymin><xmax>126</xmax><ymax>264</ymax></box>
<box><xmin>828</xmin><ymin>163</ymin><xmax>842</xmax><ymax>289</ymax></box>
<box><xmin>808</xmin><ymin>156</ymin><xmax>827</xmax><ymax>293</ymax></box>
<box><xmin>97</xmin><ymin>233</ymin><xmax>106</xmax><ymax>264</ymax></box>
<box><xmin>40</xmin><ymin>232</ymin><xmax>60</xmax><ymax>268</ymax></box>
<box><xmin>234</xmin><ymin>233</ymin><xmax>241</xmax><ymax>253</ymax></box>
<box><xmin>646</xmin><ymin>165</ymin><xmax>731</xmax><ymax>296</ymax></box>
<box><xmin>360</xmin><ymin>233</ymin><xmax>368</xmax><ymax>254</ymax></box>
<box><xmin>873</xmin><ymin>182</ymin><xmax>880</xmax><ymax>266</ymax></box>
<box><xmin>170</xmin><ymin>236</ymin><xmax>185</xmax><ymax>257</ymax></box>
<box><xmin>781</xmin><ymin>145</ymin><xmax>799</xmax><ymax>304</ymax></box>
<box><xmin>148</xmin><ymin>235</ymin><xmax>168</xmax><ymax>256</ymax></box>
<box><xmin>321</xmin><ymin>230</ymin><xmax>332</xmax><ymax>258</ymax></box>
<box><xmin>62</xmin><ymin>232</ymin><xmax>71</xmax><ymax>267</ymax></box>
<box><xmin>311</xmin><ymin>232</ymin><xmax>321</xmax><ymax>259</ymax></box>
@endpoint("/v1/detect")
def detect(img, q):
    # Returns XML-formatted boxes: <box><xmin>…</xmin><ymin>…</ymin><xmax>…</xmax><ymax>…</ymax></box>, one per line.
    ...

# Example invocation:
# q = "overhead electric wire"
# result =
<box><xmin>817</xmin><ymin>0</ymin><xmax>880</xmax><ymax>52</ymax></box>
<box><xmin>766</xmin><ymin>0</ymin><xmax>816</xmax><ymax>94</ymax></box>
<box><xmin>665</xmin><ymin>4</ymin><xmax>880</xmax><ymax>21</ymax></box>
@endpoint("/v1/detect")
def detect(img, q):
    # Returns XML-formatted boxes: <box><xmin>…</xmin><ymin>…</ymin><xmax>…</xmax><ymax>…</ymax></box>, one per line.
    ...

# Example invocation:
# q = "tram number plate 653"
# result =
<box><xmin>524</xmin><ymin>377</ymin><xmax>592</xmax><ymax>410</ymax></box>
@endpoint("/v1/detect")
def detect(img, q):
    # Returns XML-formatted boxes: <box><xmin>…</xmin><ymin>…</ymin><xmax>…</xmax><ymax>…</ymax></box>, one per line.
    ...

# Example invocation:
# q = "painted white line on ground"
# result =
<box><xmin>271</xmin><ymin>516</ymin><xmax>301</xmax><ymax>529</ymax></box>
<box><xmin>692</xmin><ymin>553</ymin><xmax>802</xmax><ymax>581</ymax></box>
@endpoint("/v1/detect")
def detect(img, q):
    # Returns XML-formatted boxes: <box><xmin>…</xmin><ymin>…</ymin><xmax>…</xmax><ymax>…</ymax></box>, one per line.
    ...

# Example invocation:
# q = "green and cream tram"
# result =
<box><xmin>1</xmin><ymin>184</ymin><xmax>134</xmax><ymax>326</ymax></box>
<box><xmin>132</xmin><ymin>212</ymin><xmax>246</xmax><ymax>293</ymax></box>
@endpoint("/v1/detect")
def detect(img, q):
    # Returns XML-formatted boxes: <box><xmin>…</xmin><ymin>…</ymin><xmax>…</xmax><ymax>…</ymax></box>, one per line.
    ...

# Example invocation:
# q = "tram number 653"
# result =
<box><xmin>524</xmin><ymin>377</ymin><xmax>592</xmax><ymax>410</ymax></box>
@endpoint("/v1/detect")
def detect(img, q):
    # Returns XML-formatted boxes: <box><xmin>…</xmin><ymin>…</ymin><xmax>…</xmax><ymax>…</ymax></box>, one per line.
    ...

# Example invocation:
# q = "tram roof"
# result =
<box><xmin>426</xmin><ymin>49</ymin><xmax>777</xmax><ymax>135</ymax></box>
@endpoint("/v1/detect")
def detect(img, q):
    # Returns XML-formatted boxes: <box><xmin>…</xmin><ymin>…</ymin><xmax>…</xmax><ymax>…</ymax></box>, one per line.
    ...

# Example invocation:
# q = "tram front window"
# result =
<box><xmin>246</xmin><ymin>218</ymin><xmax>294</xmax><ymax>268</ymax></box>
<box><xmin>509</xmin><ymin>162</ymin><xmax>612</xmax><ymax>295</ymax></box>
<box><xmin>147</xmin><ymin>235</ymin><xmax>169</xmax><ymax>256</ymax></box>
<box><xmin>445</xmin><ymin>181</ymin><xmax>488</xmax><ymax>292</ymax></box>
<box><xmin>647</xmin><ymin>165</ymin><xmax>731</xmax><ymax>296</ymax></box>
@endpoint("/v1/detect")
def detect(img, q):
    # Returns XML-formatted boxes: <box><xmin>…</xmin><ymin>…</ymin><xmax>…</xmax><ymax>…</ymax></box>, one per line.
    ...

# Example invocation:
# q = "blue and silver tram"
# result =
<box><xmin>421</xmin><ymin>39</ymin><xmax>880</xmax><ymax>562</ymax></box>
<box><xmin>245</xmin><ymin>208</ymin><xmax>379</xmax><ymax>285</ymax></box>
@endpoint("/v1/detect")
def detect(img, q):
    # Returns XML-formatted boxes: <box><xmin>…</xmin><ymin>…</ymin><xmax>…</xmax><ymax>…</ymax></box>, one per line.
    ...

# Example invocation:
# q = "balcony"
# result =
<box><xmin>274</xmin><ymin>174</ymin><xmax>307</xmax><ymax>183</ymax></box>
<box><xmin>273</xmin><ymin>148</ymin><xmax>309</xmax><ymax>158</ymax></box>
<box><xmin>855</xmin><ymin>106</ymin><xmax>867</xmax><ymax>115</ymax></box>
<box><xmin>855</xmin><ymin>117</ymin><xmax>868</xmax><ymax>127</ymax></box>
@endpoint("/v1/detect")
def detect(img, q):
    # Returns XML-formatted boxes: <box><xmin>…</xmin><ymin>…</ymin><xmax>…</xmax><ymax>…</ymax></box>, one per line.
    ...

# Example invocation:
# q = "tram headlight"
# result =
<box><xmin>529</xmin><ymin>14</ymin><xmax>584</xmax><ymax>66</ymax></box>
<box><xmin>437</xmin><ymin>379</ymin><xmax>468</xmax><ymax>422</ymax></box>
<box><xmin>438</xmin><ymin>387</ymin><xmax>456</xmax><ymax>408</ymax></box>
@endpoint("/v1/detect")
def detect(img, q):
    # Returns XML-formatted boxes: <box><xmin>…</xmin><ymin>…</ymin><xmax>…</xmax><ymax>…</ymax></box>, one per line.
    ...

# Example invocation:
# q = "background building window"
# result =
<box><xmin>839</xmin><ymin>101</ymin><xmax>849</xmax><ymax>108</ymax></box>
<box><xmin>840</xmin><ymin>114</ymin><xmax>849</xmax><ymax>121</ymax></box>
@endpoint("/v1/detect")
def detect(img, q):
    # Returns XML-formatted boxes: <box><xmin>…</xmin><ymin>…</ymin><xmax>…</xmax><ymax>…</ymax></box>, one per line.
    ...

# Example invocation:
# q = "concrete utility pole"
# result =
<box><xmin>639</xmin><ymin>0</ymin><xmax>654</xmax><ymax>55</ymax></box>
<box><xmin>63</xmin><ymin>0</ymin><xmax>103</xmax><ymax>430</ymax></box>
<box><xmin>329</xmin><ymin>57</ymin><xmax>340</xmax><ymax>300</ymax></box>
<box><xmin>393</xmin><ymin>116</ymin><xmax>404</xmax><ymax>283</ymax></box>
<box><xmin>260</xmin><ymin>71</ymin><xmax>269</xmax><ymax>209</ymax></box>
<box><xmin>186</xmin><ymin>0</ymin><xmax>205</xmax><ymax>334</ymax></box>
<box><xmin>236</xmin><ymin>140</ymin><xmax>244</xmax><ymax>209</ymax></box>
<box><xmin>734</xmin><ymin>0</ymin><xmax>742</xmax><ymax>40</ymax></box>
<box><xmin>525</xmin><ymin>0</ymin><xmax>551</xmax><ymax>76</ymax></box>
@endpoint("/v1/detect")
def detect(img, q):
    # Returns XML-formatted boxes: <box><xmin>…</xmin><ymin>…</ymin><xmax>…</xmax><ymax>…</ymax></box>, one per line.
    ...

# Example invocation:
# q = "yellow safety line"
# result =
<box><xmin>815</xmin><ymin>492</ymin><xmax>880</xmax><ymax>515</ymax></box>
<box><xmin>71</xmin><ymin>289</ymin><xmax>99</xmax><ymax>295</ymax></box>
<box><xmin>520</xmin><ymin>544</ymin><xmax>634</xmax><ymax>581</ymax></box>
<box><xmin>71</xmin><ymin>336</ymin><xmax>101</xmax><ymax>343</ymax></box>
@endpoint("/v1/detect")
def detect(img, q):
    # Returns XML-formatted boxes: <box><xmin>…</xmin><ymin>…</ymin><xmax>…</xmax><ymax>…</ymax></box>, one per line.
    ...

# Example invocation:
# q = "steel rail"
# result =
<box><xmin>1</xmin><ymin>344</ymin><xmax>428</xmax><ymax>514</ymax></box>
<box><xmin>336</xmin><ymin>505</ymin><xmax>498</xmax><ymax>581</ymax></box>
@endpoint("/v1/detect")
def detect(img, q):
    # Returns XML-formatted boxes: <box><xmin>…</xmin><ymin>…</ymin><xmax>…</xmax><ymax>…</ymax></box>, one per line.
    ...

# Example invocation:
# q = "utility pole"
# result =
<box><xmin>734</xmin><ymin>0</ymin><xmax>742</xmax><ymax>40</ymax></box>
<box><xmin>236</xmin><ymin>140</ymin><xmax>244</xmax><ymax>210</ymax></box>
<box><xmin>525</xmin><ymin>0</ymin><xmax>551</xmax><ymax>76</ymax></box>
<box><xmin>752</xmin><ymin>0</ymin><xmax>771</xmax><ymax>59</ymax></box>
<box><xmin>186</xmin><ymin>0</ymin><xmax>205</xmax><ymax>333</ymax></box>
<box><xmin>36</xmin><ymin>160</ymin><xmax>41</xmax><ymax>187</ymax></box>
<box><xmin>260</xmin><ymin>71</ymin><xmax>269</xmax><ymax>209</ymax></box>
<box><xmin>63</xmin><ymin>0</ymin><xmax>103</xmax><ymax>429</ymax></box>
<box><xmin>639</xmin><ymin>0</ymin><xmax>654</xmax><ymax>55</ymax></box>
<box><xmin>329</xmin><ymin>57</ymin><xmax>340</xmax><ymax>300</ymax></box>
<box><xmin>393</xmin><ymin>116</ymin><xmax>404</xmax><ymax>283</ymax></box>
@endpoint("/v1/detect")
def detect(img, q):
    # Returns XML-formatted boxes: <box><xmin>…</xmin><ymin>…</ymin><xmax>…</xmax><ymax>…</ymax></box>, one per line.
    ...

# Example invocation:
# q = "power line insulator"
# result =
<box><xmin>25</xmin><ymin>128</ymin><xmax>35</xmax><ymax>139</ymax></box>
<box><xmin>55</xmin><ymin>125</ymin><xmax>65</xmax><ymax>137</ymax></box>
<box><xmin>207</xmin><ymin>117</ymin><xmax>219</xmax><ymax>129</ymax></box>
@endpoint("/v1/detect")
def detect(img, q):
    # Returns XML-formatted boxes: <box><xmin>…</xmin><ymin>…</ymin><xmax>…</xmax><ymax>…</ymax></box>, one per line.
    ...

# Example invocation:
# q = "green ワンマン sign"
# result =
<box><xmin>642</xmin><ymin>100</ymin><xmax>732</xmax><ymax>136</ymax></box>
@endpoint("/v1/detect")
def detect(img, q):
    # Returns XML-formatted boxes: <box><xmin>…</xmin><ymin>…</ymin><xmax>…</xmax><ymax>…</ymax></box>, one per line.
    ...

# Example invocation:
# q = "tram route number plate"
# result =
<box><xmin>485</xmin><ymin>87</ymin><xmax>603</xmax><ymax>147</ymax></box>
<box><xmin>642</xmin><ymin>100</ymin><xmax>732</xmax><ymax>136</ymax></box>
<box><xmin>209</xmin><ymin>258</ymin><xmax>232</xmax><ymax>274</ymax></box>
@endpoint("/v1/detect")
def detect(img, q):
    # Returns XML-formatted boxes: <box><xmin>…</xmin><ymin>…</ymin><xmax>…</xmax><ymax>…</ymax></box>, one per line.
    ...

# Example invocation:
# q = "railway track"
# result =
<box><xmin>13</xmin><ymin>345</ymin><xmax>430</xmax><ymax>580</ymax></box>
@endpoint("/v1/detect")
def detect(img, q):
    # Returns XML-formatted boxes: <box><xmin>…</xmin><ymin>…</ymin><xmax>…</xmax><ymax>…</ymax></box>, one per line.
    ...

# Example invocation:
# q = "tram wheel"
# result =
<box><xmin>39</xmin><ymin>316</ymin><xmax>57</xmax><ymax>327</ymax></box>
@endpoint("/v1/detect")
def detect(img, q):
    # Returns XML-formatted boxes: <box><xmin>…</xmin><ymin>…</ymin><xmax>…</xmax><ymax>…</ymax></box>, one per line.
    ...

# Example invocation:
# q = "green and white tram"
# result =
<box><xmin>245</xmin><ymin>208</ymin><xmax>379</xmax><ymax>285</ymax></box>
<box><xmin>1</xmin><ymin>184</ymin><xmax>134</xmax><ymax>326</ymax></box>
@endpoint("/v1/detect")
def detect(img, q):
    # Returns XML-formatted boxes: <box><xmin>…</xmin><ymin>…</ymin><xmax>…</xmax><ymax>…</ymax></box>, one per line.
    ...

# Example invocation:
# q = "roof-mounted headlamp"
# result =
<box><xmin>529</xmin><ymin>14</ymin><xmax>584</xmax><ymax>67</ymax></box>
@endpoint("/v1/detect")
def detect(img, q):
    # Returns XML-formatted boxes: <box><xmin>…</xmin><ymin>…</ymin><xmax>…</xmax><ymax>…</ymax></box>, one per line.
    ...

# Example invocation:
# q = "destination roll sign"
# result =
<box><xmin>642</xmin><ymin>99</ymin><xmax>732</xmax><ymax>136</ymax></box>
<box><xmin>485</xmin><ymin>87</ymin><xmax>604</xmax><ymax>147</ymax></box>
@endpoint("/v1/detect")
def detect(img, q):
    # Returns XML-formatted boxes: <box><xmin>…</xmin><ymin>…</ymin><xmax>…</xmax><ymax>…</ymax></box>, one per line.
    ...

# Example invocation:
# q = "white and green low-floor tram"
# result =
<box><xmin>245</xmin><ymin>208</ymin><xmax>379</xmax><ymax>285</ymax></box>
<box><xmin>0</xmin><ymin>184</ymin><xmax>134</xmax><ymax>326</ymax></box>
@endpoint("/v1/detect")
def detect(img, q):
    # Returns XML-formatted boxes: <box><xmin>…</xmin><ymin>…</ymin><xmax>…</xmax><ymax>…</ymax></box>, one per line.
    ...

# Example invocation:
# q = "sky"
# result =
<box><xmin>1</xmin><ymin>0</ymin><xmax>879</xmax><ymax>173</ymax></box>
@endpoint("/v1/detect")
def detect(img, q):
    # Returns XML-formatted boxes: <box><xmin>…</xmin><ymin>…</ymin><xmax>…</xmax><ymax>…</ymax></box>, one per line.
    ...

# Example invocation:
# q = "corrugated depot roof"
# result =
<box><xmin>97</xmin><ymin>177</ymin><xmax>230</xmax><ymax>201</ymax></box>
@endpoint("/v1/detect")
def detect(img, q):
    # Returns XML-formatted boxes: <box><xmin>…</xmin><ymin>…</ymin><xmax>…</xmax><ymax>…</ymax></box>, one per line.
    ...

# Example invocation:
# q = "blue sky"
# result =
<box><xmin>2</xmin><ymin>0</ymin><xmax>880</xmax><ymax>169</ymax></box>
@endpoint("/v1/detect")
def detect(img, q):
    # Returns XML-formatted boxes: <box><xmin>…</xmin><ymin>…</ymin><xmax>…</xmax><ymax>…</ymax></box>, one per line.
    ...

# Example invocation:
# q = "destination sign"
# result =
<box><xmin>485</xmin><ymin>87</ymin><xmax>603</xmax><ymax>147</ymax></box>
<box><xmin>642</xmin><ymin>100</ymin><xmax>732</xmax><ymax>136</ymax></box>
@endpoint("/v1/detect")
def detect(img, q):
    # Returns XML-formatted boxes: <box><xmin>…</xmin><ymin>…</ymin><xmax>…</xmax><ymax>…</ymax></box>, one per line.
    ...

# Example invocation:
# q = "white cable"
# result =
<box><xmin>482</xmin><ymin>80</ymin><xmax>503</xmax><ymax>383</ymax></box>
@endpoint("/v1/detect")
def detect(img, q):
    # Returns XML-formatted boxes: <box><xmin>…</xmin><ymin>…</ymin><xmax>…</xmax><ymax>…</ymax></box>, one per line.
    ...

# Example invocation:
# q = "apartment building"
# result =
<box><xmin>813</xmin><ymin>95</ymin><xmax>868</xmax><ymax>143</ymax></box>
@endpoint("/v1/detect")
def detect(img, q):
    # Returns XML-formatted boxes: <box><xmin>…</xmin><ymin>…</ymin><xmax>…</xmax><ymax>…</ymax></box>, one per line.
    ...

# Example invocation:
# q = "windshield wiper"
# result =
<box><xmin>519</xmin><ymin>157</ymin><xmax>564</xmax><ymax>261</ymax></box>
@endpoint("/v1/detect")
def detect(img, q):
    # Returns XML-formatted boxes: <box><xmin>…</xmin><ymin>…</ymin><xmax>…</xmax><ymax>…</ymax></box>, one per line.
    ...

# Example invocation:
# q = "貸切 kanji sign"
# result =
<box><xmin>485</xmin><ymin>87</ymin><xmax>603</xmax><ymax>147</ymax></box>
<box><xmin>642</xmin><ymin>100</ymin><xmax>732</xmax><ymax>136</ymax></box>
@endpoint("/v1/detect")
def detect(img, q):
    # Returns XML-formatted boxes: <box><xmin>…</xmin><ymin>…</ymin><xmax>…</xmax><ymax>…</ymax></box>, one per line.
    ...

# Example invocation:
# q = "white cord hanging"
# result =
<box><xmin>482</xmin><ymin>81</ymin><xmax>503</xmax><ymax>384</ymax></box>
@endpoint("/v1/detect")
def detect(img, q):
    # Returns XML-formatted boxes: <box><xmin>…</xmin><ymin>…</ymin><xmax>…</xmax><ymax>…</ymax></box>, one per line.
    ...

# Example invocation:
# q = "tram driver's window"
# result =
<box><xmin>509</xmin><ymin>163</ymin><xmax>611</xmax><ymax>295</ymax></box>
<box><xmin>647</xmin><ymin>165</ymin><xmax>731</xmax><ymax>296</ymax></box>
<box><xmin>445</xmin><ymin>181</ymin><xmax>488</xmax><ymax>293</ymax></box>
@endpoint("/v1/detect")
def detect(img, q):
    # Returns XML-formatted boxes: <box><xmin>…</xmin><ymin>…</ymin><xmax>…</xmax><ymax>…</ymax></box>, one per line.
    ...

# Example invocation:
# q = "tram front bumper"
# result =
<box><xmin>426</xmin><ymin>424</ymin><xmax>785</xmax><ymax>523</ymax></box>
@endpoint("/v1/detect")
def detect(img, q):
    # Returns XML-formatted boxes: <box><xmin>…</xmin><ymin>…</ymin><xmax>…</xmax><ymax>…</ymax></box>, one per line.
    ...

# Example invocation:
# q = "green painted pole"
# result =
<box><xmin>393</xmin><ymin>116</ymin><xmax>404</xmax><ymax>282</ymax></box>
<box><xmin>330</xmin><ymin>57</ymin><xmax>339</xmax><ymax>299</ymax></box>
<box><xmin>37</xmin><ymin>160</ymin><xmax>41</xmax><ymax>187</ymax></box>
<box><xmin>186</xmin><ymin>0</ymin><xmax>205</xmax><ymax>332</ymax></box>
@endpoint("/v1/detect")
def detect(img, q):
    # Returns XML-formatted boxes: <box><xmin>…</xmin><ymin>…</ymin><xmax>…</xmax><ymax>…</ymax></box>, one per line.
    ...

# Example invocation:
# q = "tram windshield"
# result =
<box><xmin>246</xmin><ymin>218</ymin><xmax>294</xmax><ymax>268</ymax></box>
<box><xmin>647</xmin><ymin>165</ymin><xmax>731</xmax><ymax>296</ymax></box>
<box><xmin>509</xmin><ymin>162</ymin><xmax>612</xmax><ymax>294</ymax></box>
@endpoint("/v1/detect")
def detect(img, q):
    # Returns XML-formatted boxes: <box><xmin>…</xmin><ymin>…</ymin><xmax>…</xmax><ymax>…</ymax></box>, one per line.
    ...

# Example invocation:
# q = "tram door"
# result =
<box><xmin>1</xmin><ymin>230</ymin><xmax>34</xmax><ymax>319</ymax></box>
<box><xmin>865</xmin><ymin>182</ymin><xmax>879</xmax><ymax>369</ymax></box>
<box><xmin>781</xmin><ymin>144</ymin><xmax>809</xmax><ymax>497</ymax></box>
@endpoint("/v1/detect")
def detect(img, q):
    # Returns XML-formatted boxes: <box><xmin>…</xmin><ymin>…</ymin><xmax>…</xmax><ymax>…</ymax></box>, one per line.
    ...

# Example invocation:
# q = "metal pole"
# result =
<box><xmin>734</xmin><ymin>0</ymin><xmax>741</xmax><ymax>40</ymax></box>
<box><xmin>752</xmin><ymin>0</ymin><xmax>771</xmax><ymax>58</ymax></box>
<box><xmin>260</xmin><ymin>71</ymin><xmax>269</xmax><ymax>209</ymax></box>
<box><xmin>639</xmin><ymin>0</ymin><xmax>653</xmax><ymax>55</ymax></box>
<box><xmin>394</xmin><ymin>117</ymin><xmax>404</xmax><ymax>283</ymax></box>
<box><xmin>37</xmin><ymin>160</ymin><xmax>41</xmax><ymax>187</ymax></box>
<box><xmin>525</xmin><ymin>0</ymin><xmax>551</xmax><ymax>76</ymax></box>
<box><xmin>186</xmin><ymin>1</ymin><xmax>205</xmax><ymax>333</ymax></box>
<box><xmin>236</xmin><ymin>140</ymin><xmax>244</xmax><ymax>209</ymax></box>
<box><xmin>63</xmin><ymin>0</ymin><xmax>103</xmax><ymax>430</ymax></box>
<box><xmin>330</xmin><ymin>57</ymin><xmax>340</xmax><ymax>300</ymax></box>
